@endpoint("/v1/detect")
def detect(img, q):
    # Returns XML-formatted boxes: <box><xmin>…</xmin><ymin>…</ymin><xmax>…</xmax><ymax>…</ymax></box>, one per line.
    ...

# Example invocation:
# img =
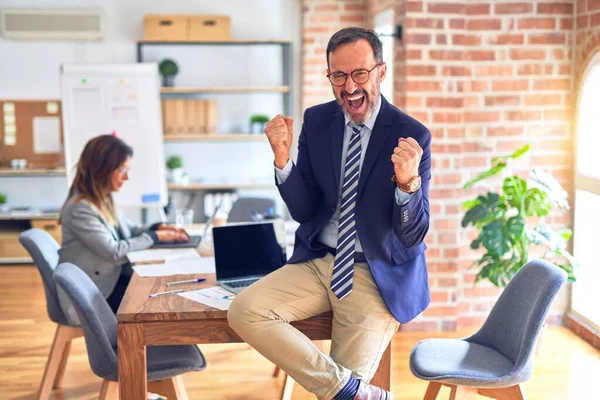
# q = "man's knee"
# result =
<box><xmin>227</xmin><ymin>286</ymin><xmax>267</xmax><ymax>332</ymax></box>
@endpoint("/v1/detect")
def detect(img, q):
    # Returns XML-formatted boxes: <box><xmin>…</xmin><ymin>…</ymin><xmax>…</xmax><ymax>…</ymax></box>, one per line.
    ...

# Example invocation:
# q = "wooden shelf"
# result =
<box><xmin>0</xmin><ymin>213</ymin><xmax>59</xmax><ymax>221</ymax></box>
<box><xmin>160</xmin><ymin>86</ymin><xmax>289</xmax><ymax>94</ymax></box>
<box><xmin>137</xmin><ymin>39</ymin><xmax>291</xmax><ymax>45</ymax></box>
<box><xmin>168</xmin><ymin>182</ymin><xmax>274</xmax><ymax>191</ymax></box>
<box><xmin>164</xmin><ymin>134</ymin><xmax>264</xmax><ymax>142</ymax></box>
<box><xmin>0</xmin><ymin>168</ymin><xmax>65</xmax><ymax>176</ymax></box>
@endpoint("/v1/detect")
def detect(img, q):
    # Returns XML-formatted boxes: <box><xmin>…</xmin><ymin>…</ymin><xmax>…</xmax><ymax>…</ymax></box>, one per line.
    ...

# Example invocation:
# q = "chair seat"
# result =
<box><xmin>410</xmin><ymin>338</ymin><xmax>517</xmax><ymax>387</ymax></box>
<box><xmin>111</xmin><ymin>345</ymin><xmax>206</xmax><ymax>382</ymax></box>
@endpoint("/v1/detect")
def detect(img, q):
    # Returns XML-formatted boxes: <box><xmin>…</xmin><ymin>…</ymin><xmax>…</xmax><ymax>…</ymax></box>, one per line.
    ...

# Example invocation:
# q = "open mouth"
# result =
<box><xmin>346</xmin><ymin>93</ymin><xmax>366</xmax><ymax>111</ymax></box>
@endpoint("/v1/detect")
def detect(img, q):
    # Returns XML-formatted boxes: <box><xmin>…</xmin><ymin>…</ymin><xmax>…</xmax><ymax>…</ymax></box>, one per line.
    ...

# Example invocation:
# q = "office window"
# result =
<box><xmin>374</xmin><ymin>9</ymin><xmax>394</xmax><ymax>104</ymax></box>
<box><xmin>572</xmin><ymin>52</ymin><xmax>600</xmax><ymax>329</ymax></box>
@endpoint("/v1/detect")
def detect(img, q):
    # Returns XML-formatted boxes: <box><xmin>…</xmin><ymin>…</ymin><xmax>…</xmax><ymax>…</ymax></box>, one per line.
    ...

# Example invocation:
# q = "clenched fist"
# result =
<box><xmin>391</xmin><ymin>137</ymin><xmax>423</xmax><ymax>184</ymax></box>
<box><xmin>264</xmin><ymin>114</ymin><xmax>293</xmax><ymax>169</ymax></box>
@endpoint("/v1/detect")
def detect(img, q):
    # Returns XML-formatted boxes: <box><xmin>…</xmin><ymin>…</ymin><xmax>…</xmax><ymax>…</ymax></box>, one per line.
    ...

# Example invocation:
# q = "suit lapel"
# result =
<box><xmin>330</xmin><ymin>107</ymin><xmax>345</xmax><ymax>189</ymax></box>
<box><xmin>357</xmin><ymin>96</ymin><xmax>392</xmax><ymax>198</ymax></box>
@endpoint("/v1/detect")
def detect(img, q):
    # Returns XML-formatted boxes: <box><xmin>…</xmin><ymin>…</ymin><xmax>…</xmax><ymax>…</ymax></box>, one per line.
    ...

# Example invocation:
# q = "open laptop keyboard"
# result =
<box><xmin>227</xmin><ymin>278</ymin><xmax>260</xmax><ymax>288</ymax></box>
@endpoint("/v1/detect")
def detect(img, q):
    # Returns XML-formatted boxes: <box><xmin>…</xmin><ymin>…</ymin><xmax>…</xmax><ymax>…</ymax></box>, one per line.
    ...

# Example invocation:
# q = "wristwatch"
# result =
<box><xmin>392</xmin><ymin>175</ymin><xmax>421</xmax><ymax>193</ymax></box>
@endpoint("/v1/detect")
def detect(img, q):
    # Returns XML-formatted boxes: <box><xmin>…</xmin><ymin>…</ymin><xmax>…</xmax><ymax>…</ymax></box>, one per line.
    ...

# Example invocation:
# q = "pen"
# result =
<box><xmin>148</xmin><ymin>289</ymin><xmax>185</xmax><ymax>298</ymax></box>
<box><xmin>166</xmin><ymin>278</ymin><xmax>207</xmax><ymax>286</ymax></box>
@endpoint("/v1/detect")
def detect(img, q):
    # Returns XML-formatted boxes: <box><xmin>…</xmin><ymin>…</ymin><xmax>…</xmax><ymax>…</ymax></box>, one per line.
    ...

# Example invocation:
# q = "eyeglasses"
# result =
<box><xmin>117</xmin><ymin>166</ymin><xmax>130</xmax><ymax>175</ymax></box>
<box><xmin>326</xmin><ymin>64</ymin><xmax>382</xmax><ymax>87</ymax></box>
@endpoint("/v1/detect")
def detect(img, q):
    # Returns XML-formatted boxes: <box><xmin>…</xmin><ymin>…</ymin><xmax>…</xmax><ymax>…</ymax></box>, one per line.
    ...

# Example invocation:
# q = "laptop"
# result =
<box><xmin>213</xmin><ymin>221</ymin><xmax>287</xmax><ymax>294</ymax></box>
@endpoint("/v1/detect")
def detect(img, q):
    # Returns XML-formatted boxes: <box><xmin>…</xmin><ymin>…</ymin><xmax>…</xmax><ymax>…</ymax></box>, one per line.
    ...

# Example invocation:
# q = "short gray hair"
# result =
<box><xmin>326</xmin><ymin>27</ymin><xmax>383</xmax><ymax>69</ymax></box>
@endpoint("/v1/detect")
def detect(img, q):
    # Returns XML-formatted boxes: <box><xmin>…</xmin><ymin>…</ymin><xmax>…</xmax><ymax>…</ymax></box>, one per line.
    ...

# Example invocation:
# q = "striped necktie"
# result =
<box><xmin>331</xmin><ymin>123</ymin><xmax>363</xmax><ymax>300</ymax></box>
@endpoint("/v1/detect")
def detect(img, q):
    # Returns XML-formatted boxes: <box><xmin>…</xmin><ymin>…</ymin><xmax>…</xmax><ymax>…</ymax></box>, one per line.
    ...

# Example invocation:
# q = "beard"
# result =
<box><xmin>334</xmin><ymin>81</ymin><xmax>381</xmax><ymax>125</ymax></box>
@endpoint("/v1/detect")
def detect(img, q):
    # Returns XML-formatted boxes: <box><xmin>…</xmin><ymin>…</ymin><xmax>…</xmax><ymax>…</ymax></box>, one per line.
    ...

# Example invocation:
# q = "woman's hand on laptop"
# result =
<box><xmin>156</xmin><ymin>229</ymin><xmax>190</xmax><ymax>243</ymax></box>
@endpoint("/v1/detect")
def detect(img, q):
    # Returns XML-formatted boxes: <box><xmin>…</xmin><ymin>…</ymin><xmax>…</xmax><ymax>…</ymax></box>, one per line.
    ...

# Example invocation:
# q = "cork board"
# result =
<box><xmin>0</xmin><ymin>100</ymin><xmax>64</xmax><ymax>169</ymax></box>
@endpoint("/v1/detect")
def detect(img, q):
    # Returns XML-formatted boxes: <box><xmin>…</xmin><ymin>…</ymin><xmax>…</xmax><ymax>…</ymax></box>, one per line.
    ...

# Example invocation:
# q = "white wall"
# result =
<box><xmin>0</xmin><ymin>0</ymin><xmax>302</xmax><ymax>217</ymax></box>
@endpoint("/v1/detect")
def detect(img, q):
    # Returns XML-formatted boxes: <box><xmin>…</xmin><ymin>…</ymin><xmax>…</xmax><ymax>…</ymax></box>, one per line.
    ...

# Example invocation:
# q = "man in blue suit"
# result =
<box><xmin>228</xmin><ymin>27</ymin><xmax>431</xmax><ymax>400</ymax></box>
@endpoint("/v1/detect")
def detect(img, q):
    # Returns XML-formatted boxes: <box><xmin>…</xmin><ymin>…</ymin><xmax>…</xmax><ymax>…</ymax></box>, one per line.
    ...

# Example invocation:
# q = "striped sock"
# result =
<box><xmin>334</xmin><ymin>376</ymin><xmax>360</xmax><ymax>400</ymax></box>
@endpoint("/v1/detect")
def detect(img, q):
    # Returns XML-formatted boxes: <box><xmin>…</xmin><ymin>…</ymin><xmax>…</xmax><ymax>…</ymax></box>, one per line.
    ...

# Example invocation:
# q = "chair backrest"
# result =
<box><xmin>19</xmin><ymin>228</ymin><xmax>67</xmax><ymax>324</ymax></box>
<box><xmin>227</xmin><ymin>197</ymin><xmax>276</xmax><ymax>223</ymax></box>
<box><xmin>53</xmin><ymin>262</ymin><xmax>118</xmax><ymax>379</ymax></box>
<box><xmin>468</xmin><ymin>259</ymin><xmax>567</xmax><ymax>375</ymax></box>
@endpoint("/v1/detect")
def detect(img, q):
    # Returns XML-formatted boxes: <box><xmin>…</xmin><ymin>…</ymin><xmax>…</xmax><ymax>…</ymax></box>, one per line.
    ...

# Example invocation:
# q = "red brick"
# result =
<box><xmin>529</xmin><ymin>33</ymin><xmax>566</xmax><ymax>45</ymax></box>
<box><xmin>531</xmin><ymin>154</ymin><xmax>571</xmax><ymax>166</ymax></box>
<box><xmin>544</xmin><ymin>109</ymin><xmax>571</xmax><ymax>120</ymax></box>
<box><xmin>340</xmin><ymin>15</ymin><xmax>365</xmax><ymax>23</ymax></box>
<box><xmin>343</xmin><ymin>3</ymin><xmax>366</xmax><ymax>12</ymax></box>
<box><xmin>459</xmin><ymin>80</ymin><xmax>490</xmax><ymax>92</ymax></box>
<box><xmin>518</xmin><ymin>18</ymin><xmax>556</xmax><ymax>29</ymax></box>
<box><xmin>426</xmin><ymin>97</ymin><xmax>463</xmax><ymax>108</ymax></box>
<box><xmin>524</xmin><ymin>94</ymin><xmax>562</xmax><ymax>106</ymax></box>
<box><xmin>423</xmin><ymin>305</ymin><xmax>457</xmax><ymax>317</ymax></box>
<box><xmin>406</xmin><ymin>49</ymin><xmax>422</xmax><ymax>59</ymax></box>
<box><xmin>560</xmin><ymin>18</ymin><xmax>574</xmax><ymax>30</ymax></box>
<box><xmin>448</xmin><ymin>127</ymin><xmax>466</xmax><ymax>137</ymax></box>
<box><xmin>438</xmin><ymin>278</ymin><xmax>458</xmax><ymax>288</ymax></box>
<box><xmin>401</xmin><ymin>321</ymin><xmax>439</xmax><ymax>332</ymax></box>
<box><xmin>430</xmin><ymin>50</ymin><xmax>464</xmax><ymax>61</ymax></box>
<box><xmin>487</xmin><ymin>126</ymin><xmax>523</xmax><ymax>136</ymax></box>
<box><xmin>504</xmin><ymin>110</ymin><xmax>543</xmax><ymax>121</ymax></box>
<box><xmin>430</xmin><ymin>291</ymin><xmax>450</xmax><ymax>302</ymax></box>
<box><xmin>458</xmin><ymin>316</ymin><xmax>488</xmax><ymax>327</ymax></box>
<box><xmin>465</xmin><ymin>50</ymin><xmax>496</xmax><ymax>61</ymax></box>
<box><xmin>510</xmin><ymin>49</ymin><xmax>547</xmax><ymax>60</ymax></box>
<box><xmin>443</xmin><ymin>248</ymin><xmax>460</xmax><ymax>258</ymax></box>
<box><xmin>436</xmin><ymin>34</ymin><xmax>448</xmax><ymax>45</ymax></box>
<box><xmin>460</xmin><ymin>156</ymin><xmax>489</xmax><ymax>167</ymax></box>
<box><xmin>314</xmin><ymin>4</ymin><xmax>340</xmax><ymax>12</ymax></box>
<box><xmin>452</xmin><ymin>34</ymin><xmax>482</xmax><ymax>46</ymax></box>
<box><xmin>533</xmin><ymin>79</ymin><xmax>571</xmax><ymax>90</ymax></box>
<box><xmin>492</xmin><ymin>80</ymin><xmax>529</xmax><ymax>91</ymax></box>
<box><xmin>404</xmin><ymin>18</ymin><xmax>444</xmax><ymax>29</ymax></box>
<box><xmin>495</xmin><ymin>2</ymin><xmax>533</xmax><ymax>14</ymax></box>
<box><xmin>475</xmin><ymin>65</ymin><xmax>513</xmax><ymax>76</ymax></box>
<box><xmin>591</xmin><ymin>13</ymin><xmax>600</xmax><ymax>26</ymax></box>
<box><xmin>428</xmin><ymin>2</ymin><xmax>465</xmax><ymax>14</ymax></box>
<box><xmin>406</xmin><ymin>1</ymin><xmax>423</xmax><ymax>12</ymax></box>
<box><xmin>553</xmin><ymin>49</ymin><xmax>567</xmax><ymax>60</ymax></box>
<box><xmin>467</xmin><ymin>19</ymin><xmax>502</xmax><ymax>30</ymax></box>
<box><xmin>434</xmin><ymin>217</ymin><xmax>459</xmax><ymax>229</ymax></box>
<box><xmin>406</xmin><ymin>33</ymin><xmax>432</xmax><ymax>45</ymax></box>
<box><xmin>484</xmin><ymin>96</ymin><xmax>521</xmax><ymax>106</ymax></box>
<box><xmin>537</xmin><ymin>2</ymin><xmax>574</xmax><ymax>14</ymax></box>
<box><xmin>559</xmin><ymin>64</ymin><xmax>571</xmax><ymax>75</ymax></box>
<box><xmin>405</xmin><ymin>81</ymin><xmax>443</xmax><ymax>91</ymax></box>
<box><xmin>441</xmin><ymin>66</ymin><xmax>471</xmax><ymax>77</ymax></box>
<box><xmin>449</xmin><ymin>18</ymin><xmax>465</xmax><ymax>29</ymax></box>
<box><xmin>464</xmin><ymin>286</ymin><xmax>501</xmax><ymax>298</ymax></box>
<box><xmin>405</xmin><ymin>96</ymin><xmax>423</xmax><ymax>108</ymax></box>
<box><xmin>577</xmin><ymin>15</ymin><xmax>589</xmax><ymax>29</ymax></box>
<box><xmin>492</xmin><ymin>34</ymin><xmax>525</xmax><ymax>45</ymax></box>
<box><xmin>517</xmin><ymin>64</ymin><xmax>554</xmax><ymax>75</ymax></box>
<box><xmin>464</xmin><ymin>97</ymin><xmax>480</xmax><ymax>108</ymax></box>
<box><xmin>432</xmin><ymin>112</ymin><xmax>462</xmax><ymax>124</ymax></box>
<box><xmin>591</xmin><ymin>0</ymin><xmax>600</xmax><ymax>11</ymax></box>
<box><xmin>406</xmin><ymin>65</ymin><xmax>437</xmax><ymax>76</ymax></box>
<box><xmin>466</xmin><ymin>4</ymin><xmax>490</xmax><ymax>15</ymax></box>
<box><xmin>445</xmin><ymin>204</ymin><xmax>460</xmax><ymax>215</ymax></box>
<box><xmin>465</xmin><ymin>112</ymin><xmax>501</xmax><ymax>123</ymax></box>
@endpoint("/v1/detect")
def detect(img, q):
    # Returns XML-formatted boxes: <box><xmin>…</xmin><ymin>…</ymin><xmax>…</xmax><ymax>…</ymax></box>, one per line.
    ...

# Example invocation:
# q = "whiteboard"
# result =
<box><xmin>60</xmin><ymin>64</ymin><xmax>167</xmax><ymax>208</ymax></box>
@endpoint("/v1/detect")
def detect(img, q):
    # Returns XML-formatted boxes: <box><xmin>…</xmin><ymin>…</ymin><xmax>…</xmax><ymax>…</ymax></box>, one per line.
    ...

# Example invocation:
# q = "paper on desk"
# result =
<box><xmin>178</xmin><ymin>286</ymin><xmax>234</xmax><ymax>311</ymax></box>
<box><xmin>132</xmin><ymin>257</ymin><xmax>215</xmax><ymax>277</ymax></box>
<box><xmin>127</xmin><ymin>248</ymin><xmax>199</xmax><ymax>263</ymax></box>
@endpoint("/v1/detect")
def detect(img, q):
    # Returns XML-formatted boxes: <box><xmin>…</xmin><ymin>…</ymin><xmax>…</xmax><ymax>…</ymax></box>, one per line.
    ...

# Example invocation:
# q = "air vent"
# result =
<box><xmin>1</xmin><ymin>9</ymin><xmax>105</xmax><ymax>40</ymax></box>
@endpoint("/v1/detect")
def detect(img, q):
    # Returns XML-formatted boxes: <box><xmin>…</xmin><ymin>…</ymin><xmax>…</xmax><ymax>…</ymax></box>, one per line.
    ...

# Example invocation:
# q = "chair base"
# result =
<box><xmin>100</xmin><ymin>376</ymin><xmax>189</xmax><ymax>400</ymax></box>
<box><xmin>423</xmin><ymin>382</ymin><xmax>527</xmax><ymax>400</ymax></box>
<box><xmin>37</xmin><ymin>324</ymin><xmax>83</xmax><ymax>400</ymax></box>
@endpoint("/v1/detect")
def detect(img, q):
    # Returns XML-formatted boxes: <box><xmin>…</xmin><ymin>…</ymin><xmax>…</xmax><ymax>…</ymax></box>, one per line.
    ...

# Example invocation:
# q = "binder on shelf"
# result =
<box><xmin>195</xmin><ymin>100</ymin><xmax>206</xmax><ymax>134</ymax></box>
<box><xmin>173</xmin><ymin>99</ymin><xmax>187</xmax><ymax>134</ymax></box>
<box><xmin>205</xmin><ymin>99</ymin><xmax>218</xmax><ymax>133</ymax></box>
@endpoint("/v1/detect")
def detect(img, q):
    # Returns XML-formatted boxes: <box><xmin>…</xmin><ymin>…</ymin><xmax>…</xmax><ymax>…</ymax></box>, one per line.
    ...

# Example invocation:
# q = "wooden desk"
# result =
<box><xmin>117</xmin><ymin>273</ymin><xmax>391</xmax><ymax>399</ymax></box>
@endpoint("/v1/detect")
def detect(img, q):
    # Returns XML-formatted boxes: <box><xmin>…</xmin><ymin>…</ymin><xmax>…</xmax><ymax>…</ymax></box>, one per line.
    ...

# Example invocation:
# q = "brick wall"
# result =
<box><xmin>302</xmin><ymin>0</ymin><xmax>580</xmax><ymax>330</ymax></box>
<box><xmin>575</xmin><ymin>1</ymin><xmax>600</xmax><ymax>84</ymax></box>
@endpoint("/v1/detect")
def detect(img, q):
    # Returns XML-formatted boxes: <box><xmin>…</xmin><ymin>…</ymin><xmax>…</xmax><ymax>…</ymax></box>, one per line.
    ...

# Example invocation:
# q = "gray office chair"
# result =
<box><xmin>227</xmin><ymin>196</ymin><xmax>276</xmax><ymax>222</ymax></box>
<box><xmin>19</xmin><ymin>228</ymin><xmax>84</xmax><ymax>400</ymax></box>
<box><xmin>410</xmin><ymin>259</ymin><xmax>567</xmax><ymax>400</ymax></box>
<box><xmin>53</xmin><ymin>262</ymin><xmax>206</xmax><ymax>399</ymax></box>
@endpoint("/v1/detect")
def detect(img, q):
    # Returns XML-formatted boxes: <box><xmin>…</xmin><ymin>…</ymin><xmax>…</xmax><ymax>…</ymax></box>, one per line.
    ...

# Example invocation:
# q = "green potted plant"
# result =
<box><xmin>159</xmin><ymin>59</ymin><xmax>179</xmax><ymax>87</ymax></box>
<box><xmin>250</xmin><ymin>114</ymin><xmax>270</xmax><ymax>134</ymax></box>
<box><xmin>462</xmin><ymin>144</ymin><xmax>577</xmax><ymax>288</ymax></box>
<box><xmin>0</xmin><ymin>193</ymin><xmax>8</xmax><ymax>214</ymax></box>
<box><xmin>166</xmin><ymin>155</ymin><xmax>184</xmax><ymax>184</ymax></box>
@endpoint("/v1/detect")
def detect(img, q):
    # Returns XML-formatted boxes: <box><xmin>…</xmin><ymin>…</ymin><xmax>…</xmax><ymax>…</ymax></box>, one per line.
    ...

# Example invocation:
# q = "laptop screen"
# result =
<box><xmin>213</xmin><ymin>222</ymin><xmax>287</xmax><ymax>281</ymax></box>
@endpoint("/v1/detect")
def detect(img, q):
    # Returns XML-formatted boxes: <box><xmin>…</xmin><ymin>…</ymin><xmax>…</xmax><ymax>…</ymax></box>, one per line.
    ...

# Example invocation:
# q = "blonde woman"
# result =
<box><xmin>58</xmin><ymin>135</ymin><xmax>188</xmax><ymax>321</ymax></box>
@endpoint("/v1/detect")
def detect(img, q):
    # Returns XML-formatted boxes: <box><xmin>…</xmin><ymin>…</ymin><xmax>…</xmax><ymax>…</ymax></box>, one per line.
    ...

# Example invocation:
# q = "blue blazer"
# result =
<box><xmin>277</xmin><ymin>96</ymin><xmax>432</xmax><ymax>323</ymax></box>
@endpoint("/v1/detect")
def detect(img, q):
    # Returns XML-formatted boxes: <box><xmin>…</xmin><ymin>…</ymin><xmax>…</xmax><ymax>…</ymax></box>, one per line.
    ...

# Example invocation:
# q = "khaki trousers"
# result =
<box><xmin>227</xmin><ymin>253</ymin><xmax>400</xmax><ymax>399</ymax></box>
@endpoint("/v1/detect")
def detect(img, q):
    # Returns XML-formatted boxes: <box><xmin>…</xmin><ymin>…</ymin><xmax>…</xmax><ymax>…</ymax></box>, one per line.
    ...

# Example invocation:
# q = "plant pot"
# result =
<box><xmin>162</xmin><ymin>75</ymin><xmax>175</xmax><ymax>87</ymax></box>
<box><xmin>168</xmin><ymin>168</ymin><xmax>184</xmax><ymax>184</ymax></box>
<box><xmin>0</xmin><ymin>204</ymin><xmax>9</xmax><ymax>214</ymax></box>
<box><xmin>251</xmin><ymin>122</ymin><xmax>266</xmax><ymax>134</ymax></box>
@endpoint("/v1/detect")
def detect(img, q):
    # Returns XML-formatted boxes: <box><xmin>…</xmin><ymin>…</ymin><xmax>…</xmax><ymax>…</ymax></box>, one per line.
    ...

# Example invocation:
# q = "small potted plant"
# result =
<box><xmin>159</xmin><ymin>59</ymin><xmax>179</xmax><ymax>87</ymax></box>
<box><xmin>0</xmin><ymin>193</ymin><xmax>8</xmax><ymax>214</ymax></box>
<box><xmin>166</xmin><ymin>155</ymin><xmax>184</xmax><ymax>184</ymax></box>
<box><xmin>250</xmin><ymin>114</ymin><xmax>270</xmax><ymax>134</ymax></box>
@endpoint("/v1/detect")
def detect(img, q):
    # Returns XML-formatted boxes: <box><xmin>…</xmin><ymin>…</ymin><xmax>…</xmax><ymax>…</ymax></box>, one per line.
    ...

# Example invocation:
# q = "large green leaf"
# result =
<box><xmin>530</xmin><ymin>168</ymin><xmax>570</xmax><ymax>209</ymax></box>
<box><xmin>461</xmin><ymin>192</ymin><xmax>504</xmax><ymax>228</ymax></box>
<box><xmin>491</xmin><ymin>144</ymin><xmax>530</xmax><ymax>164</ymax></box>
<box><xmin>506</xmin><ymin>215</ymin><xmax>525</xmax><ymax>242</ymax></box>
<box><xmin>463</xmin><ymin>162</ymin><xmax>507</xmax><ymax>190</ymax></box>
<box><xmin>479</xmin><ymin>220</ymin><xmax>511</xmax><ymax>257</ymax></box>
<box><xmin>523</xmin><ymin>187</ymin><xmax>552</xmax><ymax>217</ymax></box>
<box><xmin>476</xmin><ymin>254</ymin><xmax>521</xmax><ymax>287</ymax></box>
<box><xmin>503</xmin><ymin>177</ymin><xmax>527</xmax><ymax>208</ymax></box>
